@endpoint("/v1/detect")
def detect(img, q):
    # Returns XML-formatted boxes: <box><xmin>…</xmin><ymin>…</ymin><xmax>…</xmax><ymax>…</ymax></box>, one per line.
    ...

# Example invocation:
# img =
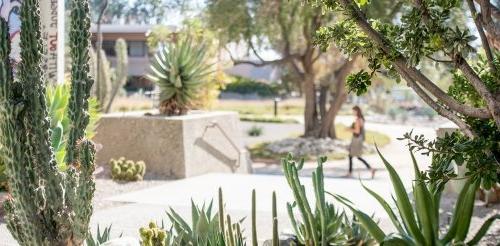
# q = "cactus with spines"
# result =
<box><xmin>104</xmin><ymin>38</ymin><xmax>128</xmax><ymax>113</ymax></box>
<box><xmin>252</xmin><ymin>189</ymin><xmax>258</xmax><ymax>246</ymax></box>
<box><xmin>0</xmin><ymin>0</ymin><xmax>96</xmax><ymax>244</ymax></box>
<box><xmin>90</xmin><ymin>38</ymin><xmax>129</xmax><ymax>113</ymax></box>
<box><xmin>139</xmin><ymin>222</ymin><xmax>169</xmax><ymax>246</ymax></box>
<box><xmin>90</xmin><ymin>48</ymin><xmax>112</xmax><ymax>107</ymax></box>
<box><xmin>272</xmin><ymin>191</ymin><xmax>278</xmax><ymax>246</ymax></box>
<box><xmin>110</xmin><ymin>157</ymin><xmax>146</xmax><ymax>181</ymax></box>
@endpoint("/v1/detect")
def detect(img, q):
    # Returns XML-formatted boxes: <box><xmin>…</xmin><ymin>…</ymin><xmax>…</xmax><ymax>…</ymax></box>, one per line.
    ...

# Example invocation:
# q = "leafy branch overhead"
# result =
<box><xmin>312</xmin><ymin>0</ymin><xmax>500</xmax><ymax>185</ymax></box>
<box><xmin>313</xmin><ymin>0</ymin><xmax>499</xmax><ymax>132</ymax></box>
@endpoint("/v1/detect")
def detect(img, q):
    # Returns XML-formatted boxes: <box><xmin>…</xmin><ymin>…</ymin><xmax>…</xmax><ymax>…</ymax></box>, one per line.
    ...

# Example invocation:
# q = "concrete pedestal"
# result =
<box><xmin>94</xmin><ymin>111</ymin><xmax>251</xmax><ymax>179</ymax></box>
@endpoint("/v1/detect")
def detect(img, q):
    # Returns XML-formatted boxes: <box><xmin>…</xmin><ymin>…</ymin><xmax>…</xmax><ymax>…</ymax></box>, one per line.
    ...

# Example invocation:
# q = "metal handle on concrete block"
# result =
<box><xmin>201</xmin><ymin>121</ymin><xmax>241</xmax><ymax>169</ymax></box>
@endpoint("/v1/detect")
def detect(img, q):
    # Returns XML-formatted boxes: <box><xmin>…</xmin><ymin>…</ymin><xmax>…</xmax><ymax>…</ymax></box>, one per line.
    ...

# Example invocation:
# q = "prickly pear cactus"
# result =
<box><xmin>139</xmin><ymin>222</ymin><xmax>168</xmax><ymax>246</ymax></box>
<box><xmin>110</xmin><ymin>157</ymin><xmax>146</xmax><ymax>181</ymax></box>
<box><xmin>0</xmin><ymin>0</ymin><xmax>96</xmax><ymax>245</ymax></box>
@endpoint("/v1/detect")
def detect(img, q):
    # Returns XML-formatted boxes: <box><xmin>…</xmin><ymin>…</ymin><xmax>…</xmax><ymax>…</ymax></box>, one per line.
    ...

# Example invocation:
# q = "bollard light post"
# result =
<box><xmin>274</xmin><ymin>97</ymin><xmax>281</xmax><ymax>117</ymax></box>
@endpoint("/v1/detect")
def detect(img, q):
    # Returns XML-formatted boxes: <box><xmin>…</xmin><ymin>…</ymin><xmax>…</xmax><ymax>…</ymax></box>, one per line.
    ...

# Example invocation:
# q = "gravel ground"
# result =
<box><xmin>92</xmin><ymin>178</ymin><xmax>171</xmax><ymax>210</ymax></box>
<box><xmin>92</xmin><ymin>165</ymin><xmax>172</xmax><ymax>210</ymax></box>
<box><xmin>440</xmin><ymin>193</ymin><xmax>499</xmax><ymax>245</ymax></box>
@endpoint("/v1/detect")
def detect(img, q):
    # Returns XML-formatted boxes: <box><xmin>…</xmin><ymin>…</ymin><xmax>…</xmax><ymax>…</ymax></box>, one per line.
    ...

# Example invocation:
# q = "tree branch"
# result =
<box><xmin>233</xmin><ymin>58</ymin><xmax>292</xmax><ymax>67</ymax></box>
<box><xmin>248</xmin><ymin>39</ymin><xmax>266</xmax><ymax>63</ymax></box>
<box><xmin>413</xmin><ymin>0</ymin><xmax>496</xmax><ymax>97</ymax></box>
<box><xmin>291</xmin><ymin>59</ymin><xmax>305</xmax><ymax>79</ymax></box>
<box><xmin>223</xmin><ymin>44</ymin><xmax>301</xmax><ymax>68</ymax></box>
<box><xmin>475</xmin><ymin>0</ymin><xmax>500</xmax><ymax>44</ymax></box>
<box><xmin>312</xmin><ymin>50</ymin><xmax>322</xmax><ymax>64</ymax></box>
<box><xmin>401</xmin><ymin>70</ymin><xmax>476</xmax><ymax>138</ymax></box>
<box><xmin>466</xmin><ymin>0</ymin><xmax>496</xmax><ymax>73</ymax></box>
<box><xmin>337</xmin><ymin>0</ymin><xmax>492</xmax><ymax>120</ymax></box>
<box><xmin>426</xmin><ymin>55</ymin><xmax>453</xmax><ymax>63</ymax></box>
<box><xmin>475</xmin><ymin>0</ymin><xmax>500</xmax><ymax>18</ymax></box>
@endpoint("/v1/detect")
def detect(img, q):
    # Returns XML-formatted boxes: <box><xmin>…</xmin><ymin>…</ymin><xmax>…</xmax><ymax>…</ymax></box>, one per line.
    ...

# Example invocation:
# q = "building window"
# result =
<box><xmin>128</xmin><ymin>41</ymin><xmax>146</xmax><ymax>57</ymax></box>
<box><xmin>102</xmin><ymin>41</ymin><xmax>116</xmax><ymax>56</ymax></box>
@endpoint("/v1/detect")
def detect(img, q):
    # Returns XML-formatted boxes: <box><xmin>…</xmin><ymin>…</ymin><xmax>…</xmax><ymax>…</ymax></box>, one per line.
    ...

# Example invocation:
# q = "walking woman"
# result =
<box><xmin>346</xmin><ymin>106</ymin><xmax>376</xmax><ymax>178</ymax></box>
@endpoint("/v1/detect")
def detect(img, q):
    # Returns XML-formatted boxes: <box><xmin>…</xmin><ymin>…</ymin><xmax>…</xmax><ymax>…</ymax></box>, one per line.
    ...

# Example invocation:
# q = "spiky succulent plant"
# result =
<box><xmin>110</xmin><ymin>157</ymin><xmax>146</xmax><ymax>182</ymax></box>
<box><xmin>147</xmin><ymin>38</ymin><xmax>212</xmax><ymax>115</ymax></box>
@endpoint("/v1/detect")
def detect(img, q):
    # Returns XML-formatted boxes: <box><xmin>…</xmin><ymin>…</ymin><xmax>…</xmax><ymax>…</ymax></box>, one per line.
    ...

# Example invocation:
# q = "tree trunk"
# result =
<box><xmin>317</xmin><ymin>57</ymin><xmax>358</xmax><ymax>138</ymax></box>
<box><xmin>304</xmin><ymin>73</ymin><xmax>318</xmax><ymax>136</ymax></box>
<box><xmin>318</xmin><ymin>91</ymin><xmax>347</xmax><ymax>138</ymax></box>
<box><xmin>319</xmin><ymin>85</ymin><xmax>328</xmax><ymax>119</ymax></box>
<box><xmin>296</xmin><ymin>79</ymin><xmax>303</xmax><ymax>97</ymax></box>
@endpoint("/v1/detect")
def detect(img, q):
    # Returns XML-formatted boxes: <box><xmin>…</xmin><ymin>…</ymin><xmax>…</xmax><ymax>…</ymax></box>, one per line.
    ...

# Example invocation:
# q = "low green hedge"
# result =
<box><xmin>223</xmin><ymin>77</ymin><xmax>278</xmax><ymax>97</ymax></box>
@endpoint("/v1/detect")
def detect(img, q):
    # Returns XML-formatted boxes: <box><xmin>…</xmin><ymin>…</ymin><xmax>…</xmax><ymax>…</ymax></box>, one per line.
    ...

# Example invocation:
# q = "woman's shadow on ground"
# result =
<box><xmin>253</xmin><ymin>163</ymin><xmax>382</xmax><ymax>180</ymax></box>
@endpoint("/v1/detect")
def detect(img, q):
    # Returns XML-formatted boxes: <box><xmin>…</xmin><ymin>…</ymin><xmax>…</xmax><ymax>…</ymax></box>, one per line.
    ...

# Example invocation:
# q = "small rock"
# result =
<box><xmin>262</xmin><ymin>233</ymin><xmax>299</xmax><ymax>246</ymax></box>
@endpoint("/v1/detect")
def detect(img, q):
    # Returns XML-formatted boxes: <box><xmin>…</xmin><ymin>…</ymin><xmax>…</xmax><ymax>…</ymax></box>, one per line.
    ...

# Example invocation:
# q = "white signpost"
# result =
<box><xmin>1</xmin><ymin>0</ymin><xmax>65</xmax><ymax>84</ymax></box>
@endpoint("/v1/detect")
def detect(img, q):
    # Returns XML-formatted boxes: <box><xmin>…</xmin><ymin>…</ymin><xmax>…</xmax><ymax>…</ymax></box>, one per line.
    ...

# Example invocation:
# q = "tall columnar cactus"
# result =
<box><xmin>90</xmin><ymin>38</ymin><xmax>129</xmax><ymax>113</ymax></box>
<box><xmin>90</xmin><ymin>48</ymin><xmax>111</xmax><ymax>107</ymax></box>
<box><xmin>0</xmin><ymin>0</ymin><xmax>96</xmax><ymax>244</ymax></box>
<box><xmin>104</xmin><ymin>38</ymin><xmax>128</xmax><ymax>113</ymax></box>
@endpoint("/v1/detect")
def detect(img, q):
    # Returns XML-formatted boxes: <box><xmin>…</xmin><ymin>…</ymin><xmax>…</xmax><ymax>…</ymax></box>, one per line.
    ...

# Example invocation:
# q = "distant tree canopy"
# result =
<box><xmin>205</xmin><ymin>0</ymin><xmax>402</xmax><ymax>138</ymax></box>
<box><xmin>89</xmin><ymin>0</ymin><xmax>187</xmax><ymax>24</ymax></box>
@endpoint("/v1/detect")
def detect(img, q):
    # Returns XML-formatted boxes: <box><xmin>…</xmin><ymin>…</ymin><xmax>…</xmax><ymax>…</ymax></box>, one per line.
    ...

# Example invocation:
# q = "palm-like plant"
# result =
<box><xmin>148</xmin><ymin>38</ymin><xmax>212</xmax><ymax>115</ymax></box>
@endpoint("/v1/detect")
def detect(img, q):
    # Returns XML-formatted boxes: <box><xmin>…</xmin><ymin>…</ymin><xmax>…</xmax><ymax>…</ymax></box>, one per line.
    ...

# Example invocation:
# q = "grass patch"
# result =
<box><xmin>214</xmin><ymin>99</ymin><xmax>305</xmax><ymax>115</ymax></box>
<box><xmin>240</xmin><ymin>115</ymin><xmax>300</xmax><ymax>124</ymax></box>
<box><xmin>248</xmin><ymin>142</ymin><xmax>280</xmax><ymax>162</ymax></box>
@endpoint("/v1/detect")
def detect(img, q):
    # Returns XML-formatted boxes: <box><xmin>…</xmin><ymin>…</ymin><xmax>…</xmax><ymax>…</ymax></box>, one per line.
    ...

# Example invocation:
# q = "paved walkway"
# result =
<box><xmin>0</xmin><ymin>119</ymin><xmax>439</xmax><ymax>245</ymax></box>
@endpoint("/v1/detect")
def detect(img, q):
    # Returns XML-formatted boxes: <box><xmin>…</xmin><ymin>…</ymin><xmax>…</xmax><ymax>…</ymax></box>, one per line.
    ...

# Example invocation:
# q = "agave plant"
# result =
<box><xmin>332</xmin><ymin>147</ymin><xmax>499</xmax><ymax>245</ymax></box>
<box><xmin>147</xmin><ymin>38</ymin><xmax>212</xmax><ymax>115</ymax></box>
<box><xmin>141</xmin><ymin>188</ymin><xmax>245</xmax><ymax>245</ymax></box>
<box><xmin>282</xmin><ymin>154</ymin><xmax>375</xmax><ymax>245</ymax></box>
<box><xmin>86</xmin><ymin>224</ymin><xmax>121</xmax><ymax>246</ymax></box>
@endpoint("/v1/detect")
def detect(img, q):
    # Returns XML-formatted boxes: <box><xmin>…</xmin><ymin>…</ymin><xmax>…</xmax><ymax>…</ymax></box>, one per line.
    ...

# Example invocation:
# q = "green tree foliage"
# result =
<box><xmin>206</xmin><ymin>0</ymin><xmax>338</xmax><ymax>137</ymax></box>
<box><xmin>223</xmin><ymin>76</ymin><xmax>279</xmax><ymax>97</ymax></box>
<box><xmin>90</xmin><ymin>0</ymin><xmax>185</xmax><ymax>24</ymax></box>
<box><xmin>314</xmin><ymin>0</ymin><xmax>499</xmax><ymax>186</ymax></box>
<box><xmin>205</xmin><ymin>0</ymin><xmax>402</xmax><ymax>138</ymax></box>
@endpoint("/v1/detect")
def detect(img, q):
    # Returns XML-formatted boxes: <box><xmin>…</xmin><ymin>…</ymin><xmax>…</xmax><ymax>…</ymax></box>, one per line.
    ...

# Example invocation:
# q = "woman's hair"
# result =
<box><xmin>352</xmin><ymin>106</ymin><xmax>364</xmax><ymax>120</ymax></box>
